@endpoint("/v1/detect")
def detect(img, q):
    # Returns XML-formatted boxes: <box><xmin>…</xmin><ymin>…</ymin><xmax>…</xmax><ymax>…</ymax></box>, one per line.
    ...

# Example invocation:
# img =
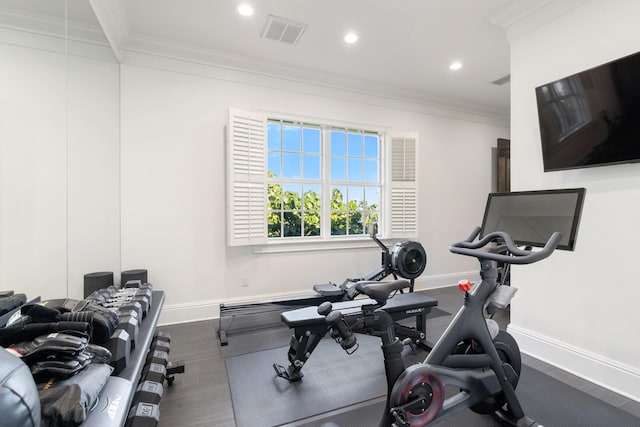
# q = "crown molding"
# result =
<box><xmin>120</xmin><ymin>32</ymin><xmax>509</xmax><ymax>125</ymax></box>
<box><xmin>487</xmin><ymin>0</ymin><xmax>590</xmax><ymax>42</ymax></box>
<box><xmin>0</xmin><ymin>8</ymin><xmax>115</xmax><ymax>61</ymax></box>
<box><xmin>0</xmin><ymin>8</ymin><xmax>107</xmax><ymax>47</ymax></box>
<box><xmin>121</xmin><ymin>47</ymin><xmax>509</xmax><ymax>128</ymax></box>
<box><xmin>89</xmin><ymin>0</ymin><xmax>129</xmax><ymax>62</ymax></box>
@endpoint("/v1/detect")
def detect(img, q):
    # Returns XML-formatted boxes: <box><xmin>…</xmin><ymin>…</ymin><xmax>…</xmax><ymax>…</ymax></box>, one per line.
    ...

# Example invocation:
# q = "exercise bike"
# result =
<box><xmin>319</xmin><ymin>227</ymin><xmax>560</xmax><ymax>426</ymax></box>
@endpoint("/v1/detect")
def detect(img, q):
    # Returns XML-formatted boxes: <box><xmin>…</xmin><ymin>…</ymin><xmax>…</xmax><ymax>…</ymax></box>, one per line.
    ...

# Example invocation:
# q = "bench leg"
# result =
<box><xmin>273</xmin><ymin>326</ymin><xmax>326</xmax><ymax>382</ymax></box>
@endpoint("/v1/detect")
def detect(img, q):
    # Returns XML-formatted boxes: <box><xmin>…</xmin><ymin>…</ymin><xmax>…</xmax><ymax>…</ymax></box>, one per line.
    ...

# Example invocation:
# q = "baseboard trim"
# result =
<box><xmin>157</xmin><ymin>299</ymin><xmax>220</xmax><ymax>326</ymax></box>
<box><xmin>157</xmin><ymin>288</ymin><xmax>315</xmax><ymax>326</ymax></box>
<box><xmin>157</xmin><ymin>271</ymin><xmax>477</xmax><ymax>326</ymax></box>
<box><xmin>508</xmin><ymin>324</ymin><xmax>640</xmax><ymax>403</ymax></box>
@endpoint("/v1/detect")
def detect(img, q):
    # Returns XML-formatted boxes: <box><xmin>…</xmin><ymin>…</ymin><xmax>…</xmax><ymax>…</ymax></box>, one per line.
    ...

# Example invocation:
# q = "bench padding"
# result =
<box><xmin>281</xmin><ymin>292</ymin><xmax>437</xmax><ymax>328</ymax></box>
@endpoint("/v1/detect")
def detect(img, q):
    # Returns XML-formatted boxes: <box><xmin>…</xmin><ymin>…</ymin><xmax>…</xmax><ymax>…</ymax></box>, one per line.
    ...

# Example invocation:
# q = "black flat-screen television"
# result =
<box><xmin>535</xmin><ymin>50</ymin><xmax>640</xmax><ymax>172</ymax></box>
<box><xmin>480</xmin><ymin>188</ymin><xmax>585</xmax><ymax>251</ymax></box>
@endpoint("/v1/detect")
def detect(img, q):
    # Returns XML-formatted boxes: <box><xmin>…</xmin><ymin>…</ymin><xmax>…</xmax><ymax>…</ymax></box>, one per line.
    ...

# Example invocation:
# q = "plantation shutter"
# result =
<box><xmin>386</xmin><ymin>132</ymin><xmax>418</xmax><ymax>238</ymax></box>
<box><xmin>227</xmin><ymin>108</ymin><xmax>268</xmax><ymax>246</ymax></box>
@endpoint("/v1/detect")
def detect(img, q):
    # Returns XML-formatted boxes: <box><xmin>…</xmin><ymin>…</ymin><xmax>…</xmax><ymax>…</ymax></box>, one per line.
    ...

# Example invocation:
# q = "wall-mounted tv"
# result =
<box><xmin>535</xmin><ymin>50</ymin><xmax>640</xmax><ymax>172</ymax></box>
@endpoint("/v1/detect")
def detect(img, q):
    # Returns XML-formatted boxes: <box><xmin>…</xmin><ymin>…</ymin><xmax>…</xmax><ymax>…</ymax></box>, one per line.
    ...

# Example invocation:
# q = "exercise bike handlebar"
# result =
<box><xmin>449</xmin><ymin>227</ymin><xmax>563</xmax><ymax>265</ymax></box>
<box><xmin>318</xmin><ymin>302</ymin><xmax>358</xmax><ymax>351</ymax></box>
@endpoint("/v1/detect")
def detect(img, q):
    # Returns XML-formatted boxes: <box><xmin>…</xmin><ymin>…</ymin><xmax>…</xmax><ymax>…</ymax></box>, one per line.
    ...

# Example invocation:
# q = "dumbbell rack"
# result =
<box><xmin>83</xmin><ymin>290</ymin><xmax>167</xmax><ymax>427</ymax></box>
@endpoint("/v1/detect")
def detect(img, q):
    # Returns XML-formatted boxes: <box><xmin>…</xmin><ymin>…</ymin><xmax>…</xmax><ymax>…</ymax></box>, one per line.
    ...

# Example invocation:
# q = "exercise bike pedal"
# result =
<box><xmin>390</xmin><ymin>390</ymin><xmax>432</xmax><ymax>427</ymax></box>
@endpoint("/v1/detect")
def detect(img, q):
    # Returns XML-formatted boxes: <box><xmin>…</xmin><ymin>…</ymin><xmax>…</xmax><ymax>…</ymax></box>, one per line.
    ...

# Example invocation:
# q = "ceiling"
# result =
<box><xmin>1</xmin><ymin>0</ymin><xmax>555</xmax><ymax>120</ymax></box>
<box><xmin>114</xmin><ymin>0</ymin><xmax>513</xmax><ymax>117</ymax></box>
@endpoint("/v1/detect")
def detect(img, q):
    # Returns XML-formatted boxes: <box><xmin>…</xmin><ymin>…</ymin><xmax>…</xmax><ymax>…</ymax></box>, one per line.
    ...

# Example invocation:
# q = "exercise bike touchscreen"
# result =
<box><xmin>480</xmin><ymin>188</ymin><xmax>585</xmax><ymax>251</ymax></box>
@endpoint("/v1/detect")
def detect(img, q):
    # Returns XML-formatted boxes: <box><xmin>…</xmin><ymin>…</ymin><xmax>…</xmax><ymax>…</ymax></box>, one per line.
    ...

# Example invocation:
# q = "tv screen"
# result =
<box><xmin>480</xmin><ymin>188</ymin><xmax>585</xmax><ymax>251</ymax></box>
<box><xmin>535</xmin><ymin>50</ymin><xmax>640</xmax><ymax>172</ymax></box>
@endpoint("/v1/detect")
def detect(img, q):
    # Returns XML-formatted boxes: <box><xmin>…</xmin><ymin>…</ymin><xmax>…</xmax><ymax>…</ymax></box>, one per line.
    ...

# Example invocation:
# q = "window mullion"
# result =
<box><xmin>321</xmin><ymin>126</ymin><xmax>331</xmax><ymax>240</ymax></box>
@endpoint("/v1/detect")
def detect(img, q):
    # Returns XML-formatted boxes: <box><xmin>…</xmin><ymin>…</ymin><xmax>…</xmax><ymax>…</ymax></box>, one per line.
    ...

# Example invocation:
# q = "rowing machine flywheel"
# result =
<box><xmin>391</xmin><ymin>241</ymin><xmax>427</xmax><ymax>279</ymax></box>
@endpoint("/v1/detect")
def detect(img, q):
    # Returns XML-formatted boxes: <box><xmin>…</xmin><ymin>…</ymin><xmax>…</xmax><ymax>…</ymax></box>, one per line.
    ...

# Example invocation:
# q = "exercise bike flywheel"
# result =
<box><xmin>390</xmin><ymin>365</ymin><xmax>444</xmax><ymax>425</ymax></box>
<box><xmin>391</xmin><ymin>241</ymin><xmax>427</xmax><ymax>279</ymax></box>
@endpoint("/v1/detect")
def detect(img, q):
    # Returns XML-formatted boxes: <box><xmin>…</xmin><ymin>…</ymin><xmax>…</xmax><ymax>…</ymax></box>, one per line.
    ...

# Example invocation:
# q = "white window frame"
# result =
<box><xmin>227</xmin><ymin>108</ymin><xmax>418</xmax><ymax>250</ymax></box>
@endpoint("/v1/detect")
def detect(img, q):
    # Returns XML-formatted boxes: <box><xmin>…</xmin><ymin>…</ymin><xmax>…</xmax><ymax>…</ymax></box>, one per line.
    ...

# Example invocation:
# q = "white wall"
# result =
<box><xmin>118</xmin><ymin>55</ymin><xmax>509</xmax><ymax>325</ymax></box>
<box><xmin>67</xmin><ymin>54</ymin><xmax>121</xmax><ymax>298</ymax></box>
<box><xmin>0</xmin><ymin>32</ymin><xmax>120</xmax><ymax>301</ymax></box>
<box><xmin>508</xmin><ymin>0</ymin><xmax>640</xmax><ymax>402</ymax></box>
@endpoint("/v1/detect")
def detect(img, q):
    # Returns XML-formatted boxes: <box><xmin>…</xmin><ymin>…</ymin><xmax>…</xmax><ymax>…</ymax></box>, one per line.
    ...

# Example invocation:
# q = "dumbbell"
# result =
<box><xmin>124</xmin><ymin>280</ymin><xmax>143</xmax><ymax>288</ymax></box>
<box><xmin>154</xmin><ymin>331</ymin><xmax>170</xmax><ymax>343</ymax></box>
<box><xmin>125</xmin><ymin>300</ymin><xmax>146</xmax><ymax>319</ymax></box>
<box><xmin>119</xmin><ymin>308</ymin><xmax>140</xmax><ymax>326</ymax></box>
<box><xmin>146</xmin><ymin>349</ymin><xmax>169</xmax><ymax>367</ymax></box>
<box><xmin>105</xmin><ymin>329</ymin><xmax>131</xmax><ymax>375</ymax></box>
<box><xmin>106</xmin><ymin>292</ymin><xmax>146</xmax><ymax>307</ymax></box>
<box><xmin>125</xmin><ymin>402</ymin><xmax>159</xmax><ymax>427</ymax></box>
<box><xmin>108</xmin><ymin>294</ymin><xmax>150</xmax><ymax>319</ymax></box>
<box><xmin>117</xmin><ymin>313</ymin><xmax>139</xmax><ymax>350</ymax></box>
<box><xmin>134</xmin><ymin>287</ymin><xmax>153</xmax><ymax>308</ymax></box>
<box><xmin>118</xmin><ymin>283</ymin><xmax>152</xmax><ymax>296</ymax></box>
<box><xmin>125</xmin><ymin>281</ymin><xmax>154</xmax><ymax>292</ymax></box>
<box><xmin>119</xmin><ymin>283</ymin><xmax>153</xmax><ymax>307</ymax></box>
<box><xmin>115</xmin><ymin>285</ymin><xmax>150</xmax><ymax>296</ymax></box>
<box><xmin>141</xmin><ymin>362</ymin><xmax>167</xmax><ymax>384</ymax></box>
<box><xmin>131</xmin><ymin>380</ymin><xmax>163</xmax><ymax>406</ymax></box>
<box><xmin>123</xmin><ymin>288</ymin><xmax>152</xmax><ymax>312</ymax></box>
<box><xmin>103</xmin><ymin>300</ymin><xmax>143</xmax><ymax>320</ymax></box>
<box><xmin>150</xmin><ymin>336</ymin><xmax>170</xmax><ymax>353</ymax></box>
<box><xmin>86</xmin><ymin>288</ymin><xmax>115</xmax><ymax>304</ymax></box>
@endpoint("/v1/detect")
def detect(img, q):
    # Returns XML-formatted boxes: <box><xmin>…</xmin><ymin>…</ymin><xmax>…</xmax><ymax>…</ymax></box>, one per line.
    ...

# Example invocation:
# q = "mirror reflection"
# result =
<box><xmin>0</xmin><ymin>0</ymin><xmax>120</xmax><ymax>302</ymax></box>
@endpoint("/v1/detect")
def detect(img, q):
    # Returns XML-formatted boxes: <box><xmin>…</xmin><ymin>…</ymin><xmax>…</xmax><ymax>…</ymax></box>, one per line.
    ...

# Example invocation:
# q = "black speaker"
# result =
<box><xmin>84</xmin><ymin>271</ymin><xmax>114</xmax><ymax>298</ymax></box>
<box><xmin>121</xmin><ymin>269</ymin><xmax>148</xmax><ymax>287</ymax></box>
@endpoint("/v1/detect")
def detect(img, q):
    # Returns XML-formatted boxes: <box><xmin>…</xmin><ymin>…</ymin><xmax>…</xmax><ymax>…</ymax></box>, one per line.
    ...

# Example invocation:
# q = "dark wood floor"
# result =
<box><xmin>158</xmin><ymin>319</ymin><xmax>235</xmax><ymax>427</ymax></box>
<box><xmin>156</xmin><ymin>286</ymin><xmax>640</xmax><ymax>426</ymax></box>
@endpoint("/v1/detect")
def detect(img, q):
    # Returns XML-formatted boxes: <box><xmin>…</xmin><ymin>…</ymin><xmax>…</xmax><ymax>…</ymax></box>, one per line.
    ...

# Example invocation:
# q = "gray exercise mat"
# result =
<box><xmin>227</xmin><ymin>333</ymin><xmax>640</xmax><ymax>427</ymax></box>
<box><xmin>226</xmin><ymin>334</ymin><xmax>387</xmax><ymax>427</ymax></box>
<box><xmin>283</xmin><ymin>365</ymin><xmax>640</xmax><ymax>427</ymax></box>
<box><xmin>219</xmin><ymin>326</ymin><xmax>293</xmax><ymax>359</ymax></box>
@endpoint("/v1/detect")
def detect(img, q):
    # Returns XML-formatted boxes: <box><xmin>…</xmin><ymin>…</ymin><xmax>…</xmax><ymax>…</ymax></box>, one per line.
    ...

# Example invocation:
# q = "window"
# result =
<box><xmin>265</xmin><ymin>120</ymin><xmax>381</xmax><ymax>240</ymax></box>
<box><xmin>227</xmin><ymin>108</ymin><xmax>417</xmax><ymax>247</ymax></box>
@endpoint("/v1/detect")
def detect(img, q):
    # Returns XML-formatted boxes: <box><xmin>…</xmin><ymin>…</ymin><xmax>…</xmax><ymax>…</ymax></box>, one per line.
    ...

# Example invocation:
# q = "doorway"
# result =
<box><xmin>497</xmin><ymin>138</ymin><xmax>510</xmax><ymax>193</ymax></box>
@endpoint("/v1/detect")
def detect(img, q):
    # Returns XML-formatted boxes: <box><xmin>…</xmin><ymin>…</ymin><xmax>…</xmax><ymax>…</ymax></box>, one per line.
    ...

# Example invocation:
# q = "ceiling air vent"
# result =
<box><xmin>261</xmin><ymin>15</ymin><xmax>307</xmax><ymax>46</ymax></box>
<box><xmin>491</xmin><ymin>74</ymin><xmax>511</xmax><ymax>86</ymax></box>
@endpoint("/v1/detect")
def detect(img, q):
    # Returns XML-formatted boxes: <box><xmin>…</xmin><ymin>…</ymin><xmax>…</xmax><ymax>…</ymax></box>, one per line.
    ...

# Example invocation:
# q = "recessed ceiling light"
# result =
<box><xmin>237</xmin><ymin>4</ymin><xmax>254</xmax><ymax>16</ymax></box>
<box><xmin>344</xmin><ymin>32</ymin><xmax>358</xmax><ymax>44</ymax></box>
<box><xmin>449</xmin><ymin>61</ymin><xmax>463</xmax><ymax>71</ymax></box>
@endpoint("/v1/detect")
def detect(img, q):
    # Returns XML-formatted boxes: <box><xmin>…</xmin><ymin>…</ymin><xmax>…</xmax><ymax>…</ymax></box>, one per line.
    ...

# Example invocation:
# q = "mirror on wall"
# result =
<box><xmin>0</xmin><ymin>0</ymin><xmax>120</xmax><ymax>302</ymax></box>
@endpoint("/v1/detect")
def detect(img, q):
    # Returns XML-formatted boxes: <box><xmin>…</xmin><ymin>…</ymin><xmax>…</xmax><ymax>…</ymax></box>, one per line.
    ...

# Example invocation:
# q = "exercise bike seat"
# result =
<box><xmin>355</xmin><ymin>279</ymin><xmax>410</xmax><ymax>305</ymax></box>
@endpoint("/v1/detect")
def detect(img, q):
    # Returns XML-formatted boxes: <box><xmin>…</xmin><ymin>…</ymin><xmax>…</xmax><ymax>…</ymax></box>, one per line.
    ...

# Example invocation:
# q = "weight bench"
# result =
<box><xmin>273</xmin><ymin>281</ymin><xmax>438</xmax><ymax>381</ymax></box>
